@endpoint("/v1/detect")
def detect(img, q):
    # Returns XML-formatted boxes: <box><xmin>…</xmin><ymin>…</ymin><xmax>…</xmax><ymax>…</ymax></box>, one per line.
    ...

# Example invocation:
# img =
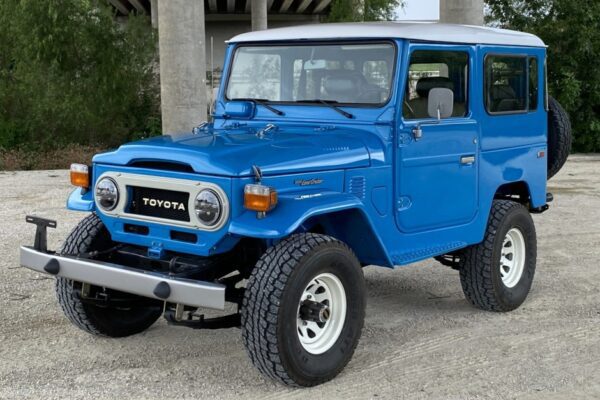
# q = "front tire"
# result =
<box><xmin>459</xmin><ymin>200</ymin><xmax>537</xmax><ymax>312</ymax></box>
<box><xmin>241</xmin><ymin>233</ymin><xmax>366</xmax><ymax>387</ymax></box>
<box><xmin>55</xmin><ymin>213</ymin><xmax>162</xmax><ymax>337</ymax></box>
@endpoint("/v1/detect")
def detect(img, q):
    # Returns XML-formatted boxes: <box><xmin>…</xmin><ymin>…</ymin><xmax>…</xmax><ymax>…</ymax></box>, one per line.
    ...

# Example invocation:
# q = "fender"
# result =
<box><xmin>67</xmin><ymin>188</ymin><xmax>95</xmax><ymax>212</ymax></box>
<box><xmin>229</xmin><ymin>191</ymin><xmax>393</xmax><ymax>266</ymax></box>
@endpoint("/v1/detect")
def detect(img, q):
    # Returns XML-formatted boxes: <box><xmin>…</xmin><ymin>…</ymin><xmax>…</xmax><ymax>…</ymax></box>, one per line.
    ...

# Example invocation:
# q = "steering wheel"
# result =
<box><xmin>403</xmin><ymin>100</ymin><xmax>416</xmax><ymax>119</ymax></box>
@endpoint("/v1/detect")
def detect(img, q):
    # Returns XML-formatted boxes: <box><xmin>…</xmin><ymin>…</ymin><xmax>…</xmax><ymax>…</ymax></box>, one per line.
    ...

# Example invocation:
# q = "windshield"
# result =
<box><xmin>225</xmin><ymin>42</ymin><xmax>396</xmax><ymax>106</ymax></box>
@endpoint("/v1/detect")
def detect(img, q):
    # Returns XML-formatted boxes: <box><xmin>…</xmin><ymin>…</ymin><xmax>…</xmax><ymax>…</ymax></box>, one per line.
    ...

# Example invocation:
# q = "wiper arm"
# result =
<box><xmin>296</xmin><ymin>99</ymin><xmax>354</xmax><ymax>119</ymax></box>
<box><xmin>231</xmin><ymin>98</ymin><xmax>284</xmax><ymax>116</ymax></box>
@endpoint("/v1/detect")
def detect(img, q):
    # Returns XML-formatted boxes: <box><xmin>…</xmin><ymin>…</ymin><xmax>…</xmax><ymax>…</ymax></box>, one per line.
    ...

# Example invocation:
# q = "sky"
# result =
<box><xmin>395</xmin><ymin>0</ymin><xmax>440</xmax><ymax>21</ymax></box>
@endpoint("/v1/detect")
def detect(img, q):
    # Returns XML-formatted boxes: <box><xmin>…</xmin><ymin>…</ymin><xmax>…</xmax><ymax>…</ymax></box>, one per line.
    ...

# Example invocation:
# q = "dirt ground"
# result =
<box><xmin>0</xmin><ymin>156</ymin><xmax>599</xmax><ymax>400</ymax></box>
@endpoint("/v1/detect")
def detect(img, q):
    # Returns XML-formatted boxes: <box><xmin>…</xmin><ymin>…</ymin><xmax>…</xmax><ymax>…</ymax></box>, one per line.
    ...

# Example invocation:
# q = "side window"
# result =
<box><xmin>485</xmin><ymin>55</ymin><xmax>528</xmax><ymax>114</ymax></box>
<box><xmin>529</xmin><ymin>57</ymin><xmax>538</xmax><ymax>111</ymax></box>
<box><xmin>403</xmin><ymin>50</ymin><xmax>469</xmax><ymax>120</ymax></box>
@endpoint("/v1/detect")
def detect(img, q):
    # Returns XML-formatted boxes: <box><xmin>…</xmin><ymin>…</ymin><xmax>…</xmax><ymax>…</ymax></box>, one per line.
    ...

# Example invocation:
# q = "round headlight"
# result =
<box><xmin>195</xmin><ymin>189</ymin><xmax>222</xmax><ymax>226</ymax></box>
<box><xmin>95</xmin><ymin>178</ymin><xmax>119</xmax><ymax>211</ymax></box>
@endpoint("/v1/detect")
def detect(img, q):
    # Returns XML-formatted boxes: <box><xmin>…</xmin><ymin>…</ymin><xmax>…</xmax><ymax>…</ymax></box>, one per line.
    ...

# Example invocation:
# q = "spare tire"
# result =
<box><xmin>547</xmin><ymin>96</ymin><xmax>572</xmax><ymax>179</ymax></box>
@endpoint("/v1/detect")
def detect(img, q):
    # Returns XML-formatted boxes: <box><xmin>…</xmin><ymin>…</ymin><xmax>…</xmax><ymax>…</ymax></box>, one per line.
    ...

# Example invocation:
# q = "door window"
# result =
<box><xmin>403</xmin><ymin>50</ymin><xmax>469</xmax><ymax>120</ymax></box>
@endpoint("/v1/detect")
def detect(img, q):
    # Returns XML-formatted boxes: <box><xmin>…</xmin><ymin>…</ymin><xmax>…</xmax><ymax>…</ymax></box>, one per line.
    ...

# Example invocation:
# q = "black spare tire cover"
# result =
<box><xmin>547</xmin><ymin>96</ymin><xmax>572</xmax><ymax>179</ymax></box>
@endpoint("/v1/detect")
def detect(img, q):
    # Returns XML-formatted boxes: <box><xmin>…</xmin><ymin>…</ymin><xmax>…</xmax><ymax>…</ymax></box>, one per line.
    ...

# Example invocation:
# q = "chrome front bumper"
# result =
<box><xmin>19</xmin><ymin>246</ymin><xmax>226</xmax><ymax>310</ymax></box>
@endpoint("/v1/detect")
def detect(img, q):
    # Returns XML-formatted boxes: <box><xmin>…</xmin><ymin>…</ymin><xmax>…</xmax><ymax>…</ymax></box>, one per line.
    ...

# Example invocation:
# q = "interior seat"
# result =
<box><xmin>490</xmin><ymin>85</ymin><xmax>521</xmax><ymax>112</ymax></box>
<box><xmin>323</xmin><ymin>70</ymin><xmax>383</xmax><ymax>103</ymax></box>
<box><xmin>408</xmin><ymin>76</ymin><xmax>465</xmax><ymax>118</ymax></box>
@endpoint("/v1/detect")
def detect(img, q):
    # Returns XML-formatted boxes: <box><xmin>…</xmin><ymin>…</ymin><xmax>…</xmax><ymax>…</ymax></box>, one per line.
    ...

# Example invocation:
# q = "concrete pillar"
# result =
<box><xmin>150</xmin><ymin>0</ymin><xmax>158</xmax><ymax>29</ymax></box>
<box><xmin>158</xmin><ymin>0</ymin><xmax>207</xmax><ymax>135</ymax></box>
<box><xmin>251</xmin><ymin>0</ymin><xmax>268</xmax><ymax>31</ymax></box>
<box><xmin>439</xmin><ymin>0</ymin><xmax>484</xmax><ymax>26</ymax></box>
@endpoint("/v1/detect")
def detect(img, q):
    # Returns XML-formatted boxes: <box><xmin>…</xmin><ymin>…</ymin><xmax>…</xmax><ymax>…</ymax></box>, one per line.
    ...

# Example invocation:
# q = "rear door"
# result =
<box><xmin>395</xmin><ymin>44</ymin><xmax>479</xmax><ymax>233</ymax></box>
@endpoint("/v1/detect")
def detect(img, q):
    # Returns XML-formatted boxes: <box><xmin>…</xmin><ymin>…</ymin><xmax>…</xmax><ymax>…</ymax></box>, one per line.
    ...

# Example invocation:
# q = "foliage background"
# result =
<box><xmin>328</xmin><ymin>0</ymin><xmax>402</xmax><ymax>22</ymax></box>
<box><xmin>0</xmin><ymin>0</ymin><xmax>597</xmax><ymax>171</ymax></box>
<box><xmin>0</xmin><ymin>0</ymin><xmax>160</xmax><ymax>161</ymax></box>
<box><xmin>486</xmin><ymin>0</ymin><xmax>600</xmax><ymax>152</ymax></box>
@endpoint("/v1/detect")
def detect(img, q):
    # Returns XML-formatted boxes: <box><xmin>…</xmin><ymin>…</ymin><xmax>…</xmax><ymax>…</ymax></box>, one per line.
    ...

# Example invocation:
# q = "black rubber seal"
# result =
<box><xmin>153</xmin><ymin>281</ymin><xmax>171</xmax><ymax>299</ymax></box>
<box><xmin>43</xmin><ymin>259</ymin><xmax>60</xmax><ymax>275</ymax></box>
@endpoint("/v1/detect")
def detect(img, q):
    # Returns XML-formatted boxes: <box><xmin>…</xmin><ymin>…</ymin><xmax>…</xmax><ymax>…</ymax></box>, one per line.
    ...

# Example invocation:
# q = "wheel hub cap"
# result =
<box><xmin>296</xmin><ymin>273</ymin><xmax>346</xmax><ymax>355</ymax></box>
<box><xmin>500</xmin><ymin>228</ymin><xmax>526</xmax><ymax>288</ymax></box>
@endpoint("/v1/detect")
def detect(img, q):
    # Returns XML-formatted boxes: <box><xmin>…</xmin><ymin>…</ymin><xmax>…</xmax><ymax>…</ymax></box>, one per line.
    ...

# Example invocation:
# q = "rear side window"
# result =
<box><xmin>529</xmin><ymin>57</ymin><xmax>538</xmax><ymax>110</ymax></box>
<box><xmin>485</xmin><ymin>55</ymin><xmax>539</xmax><ymax>114</ymax></box>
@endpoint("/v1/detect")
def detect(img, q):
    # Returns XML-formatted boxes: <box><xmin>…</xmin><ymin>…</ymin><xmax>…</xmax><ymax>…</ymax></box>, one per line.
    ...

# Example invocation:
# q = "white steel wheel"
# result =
<box><xmin>296</xmin><ymin>273</ymin><xmax>347</xmax><ymax>355</ymax></box>
<box><xmin>500</xmin><ymin>228</ymin><xmax>526</xmax><ymax>288</ymax></box>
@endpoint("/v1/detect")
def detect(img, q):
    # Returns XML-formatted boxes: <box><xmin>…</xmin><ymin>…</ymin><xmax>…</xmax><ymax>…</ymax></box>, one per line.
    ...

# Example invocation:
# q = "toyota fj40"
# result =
<box><xmin>19</xmin><ymin>22</ymin><xmax>571</xmax><ymax>386</ymax></box>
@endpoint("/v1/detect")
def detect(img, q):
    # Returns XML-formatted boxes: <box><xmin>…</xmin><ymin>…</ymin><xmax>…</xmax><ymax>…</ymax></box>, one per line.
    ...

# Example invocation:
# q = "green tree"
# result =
<box><xmin>486</xmin><ymin>0</ymin><xmax>600</xmax><ymax>152</ymax></box>
<box><xmin>0</xmin><ymin>0</ymin><xmax>160</xmax><ymax>150</ymax></box>
<box><xmin>328</xmin><ymin>0</ymin><xmax>403</xmax><ymax>22</ymax></box>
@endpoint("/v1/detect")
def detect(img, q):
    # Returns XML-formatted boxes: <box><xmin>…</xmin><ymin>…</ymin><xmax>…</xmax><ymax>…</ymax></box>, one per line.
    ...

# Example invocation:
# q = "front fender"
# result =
<box><xmin>66</xmin><ymin>188</ymin><xmax>95</xmax><ymax>212</ymax></box>
<box><xmin>229</xmin><ymin>192</ymin><xmax>363</xmax><ymax>239</ymax></box>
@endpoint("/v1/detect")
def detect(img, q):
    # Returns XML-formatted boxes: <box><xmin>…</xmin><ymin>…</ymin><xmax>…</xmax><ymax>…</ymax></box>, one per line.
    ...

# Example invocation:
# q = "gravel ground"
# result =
<box><xmin>1</xmin><ymin>156</ymin><xmax>599</xmax><ymax>400</ymax></box>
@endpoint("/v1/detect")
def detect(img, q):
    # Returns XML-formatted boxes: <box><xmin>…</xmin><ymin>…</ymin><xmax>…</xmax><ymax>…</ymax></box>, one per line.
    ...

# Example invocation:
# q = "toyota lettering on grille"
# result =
<box><xmin>142</xmin><ymin>197</ymin><xmax>186</xmax><ymax>212</ymax></box>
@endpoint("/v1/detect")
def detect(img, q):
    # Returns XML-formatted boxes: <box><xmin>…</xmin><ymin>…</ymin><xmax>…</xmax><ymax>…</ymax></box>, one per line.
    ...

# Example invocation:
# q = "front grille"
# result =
<box><xmin>127</xmin><ymin>186</ymin><xmax>190</xmax><ymax>222</ymax></box>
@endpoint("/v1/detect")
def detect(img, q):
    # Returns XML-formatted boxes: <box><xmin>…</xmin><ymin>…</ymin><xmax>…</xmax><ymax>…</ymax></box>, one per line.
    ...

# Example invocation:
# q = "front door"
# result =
<box><xmin>395</xmin><ymin>44</ymin><xmax>479</xmax><ymax>233</ymax></box>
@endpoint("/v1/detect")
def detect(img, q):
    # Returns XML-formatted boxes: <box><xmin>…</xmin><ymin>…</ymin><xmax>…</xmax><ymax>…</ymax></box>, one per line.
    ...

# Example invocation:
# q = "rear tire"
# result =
<box><xmin>55</xmin><ymin>213</ymin><xmax>162</xmax><ymax>337</ymax></box>
<box><xmin>547</xmin><ymin>96</ymin><xmax>572</xmax><ymax>179</ymax></box>
<box><xmin>241</xmin><ymin>233</ymin><xmax>366</xmax><ymax>387</ymax></box>
<box><xmin>459</xmin><ymin>200</ymin><xmax>537</xmax><ymax>312</ymax></box>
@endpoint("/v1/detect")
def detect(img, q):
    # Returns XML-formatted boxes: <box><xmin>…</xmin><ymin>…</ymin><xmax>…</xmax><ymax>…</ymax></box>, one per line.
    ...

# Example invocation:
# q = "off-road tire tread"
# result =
<box><xmin>55</xmin><ymin>214</ymin><xmax>106</xmax><ymax>336</ymax></box>
<box><xmin>547</xmin><ymin>96</ymin><xmax>572</xmax><ymax>179</ymax></box>
<box><xmin>55</xmin><ymin>213</ymin><xmax>159</xmax><ymax>337</ymax></box>
<box><xmin>241</xmin><ymin>233</ymin><xmax>362</xmax><ymax>387</ymax></box>
<box><xmin>459</xmin><ymin>200</ymin><xmax>527</xmax><ymax>312</ymax></box>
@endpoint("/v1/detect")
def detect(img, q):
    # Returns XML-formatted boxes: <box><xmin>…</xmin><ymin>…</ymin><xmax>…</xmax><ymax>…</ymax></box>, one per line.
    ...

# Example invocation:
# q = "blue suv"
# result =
<box><xmin>20</xmin><ymin>23</ymin><xmax>572</xmax><ymax>386</ymax></box>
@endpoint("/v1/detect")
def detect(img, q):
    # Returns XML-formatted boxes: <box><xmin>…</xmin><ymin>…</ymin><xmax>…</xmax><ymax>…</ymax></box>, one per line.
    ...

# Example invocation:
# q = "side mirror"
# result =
<box><xmin>428</xmin><ymin>88</ymin><xmax>454</xmax><ymax>119</ymax></box>
<box><xmin>224</xmin><ymin>100</ymin><xmax>255</xmax><ymax>119</ymax></box>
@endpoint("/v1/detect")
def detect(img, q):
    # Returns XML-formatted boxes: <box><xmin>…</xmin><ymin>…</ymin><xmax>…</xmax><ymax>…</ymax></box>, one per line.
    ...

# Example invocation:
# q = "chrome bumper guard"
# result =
<box><xmin>19</xmin><ymin>246</ymin><xmax>226</xmax><ymax>310</ymax></box>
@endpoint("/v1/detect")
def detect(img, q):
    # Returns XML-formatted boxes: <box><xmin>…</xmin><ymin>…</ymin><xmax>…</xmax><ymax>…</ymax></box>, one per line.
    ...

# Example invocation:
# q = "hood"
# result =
<box><xmin>93</xmin><ymin>127</ymin><xmax>372</xmax><ymax>177</ymax></box>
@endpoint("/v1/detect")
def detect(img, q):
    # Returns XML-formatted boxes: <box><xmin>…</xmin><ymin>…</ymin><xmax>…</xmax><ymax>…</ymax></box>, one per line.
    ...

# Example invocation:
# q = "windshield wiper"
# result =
<box><xmin>231</xmin><ymin>98</ymin><xmax>284</xmax><ymax>116</ymax></box>
<box><xmin>296</xmin><ymin>99</ymin><xmax>354</xmax><ymax>119</ymax></box>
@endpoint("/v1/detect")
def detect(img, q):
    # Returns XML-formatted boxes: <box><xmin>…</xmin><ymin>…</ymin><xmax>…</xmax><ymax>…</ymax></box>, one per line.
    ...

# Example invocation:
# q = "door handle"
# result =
<box><xmin>460</xmin><ymin>155</ymin><xmax>476</xmax><ymax>165</ymax></box>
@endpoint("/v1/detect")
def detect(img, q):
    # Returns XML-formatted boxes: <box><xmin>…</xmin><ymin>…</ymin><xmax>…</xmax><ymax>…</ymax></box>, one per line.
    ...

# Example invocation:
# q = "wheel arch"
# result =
<box><xmin>297</xmin><ymin>208</ymin><xmax>392</xmax><ymax>267</ymax></box>
<box><xmin>228</xmin><ymin>194</ymin><xmax>393</xmax><ymax>267</ymax></box>
<box><xmin>494</xmin><ymin>181</ymin><xmax>532</xmax><ymax>206</ymax></box>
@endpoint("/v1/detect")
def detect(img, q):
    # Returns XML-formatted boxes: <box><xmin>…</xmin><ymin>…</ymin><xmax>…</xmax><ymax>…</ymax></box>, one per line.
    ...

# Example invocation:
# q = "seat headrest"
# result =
<box><xmin>323</xmin><ymin>70</ymin><xmax>360</xmax><ymax>97</ymax></box>
<box><xmin>416</xmin><ymin>77</ymin><xmax>454</xmax><ymax>98</ymax></box>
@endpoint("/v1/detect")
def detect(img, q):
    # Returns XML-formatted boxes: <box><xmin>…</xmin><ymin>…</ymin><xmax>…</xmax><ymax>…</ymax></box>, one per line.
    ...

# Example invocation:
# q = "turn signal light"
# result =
<box><xmin>70</xmin><ymin>164</ymin><xmax>89</xmax><ymax>188</ymax></box>
<box><xmin>244</xmin><ymin>184</ymin><xmax>277</xmax><ymax>213</ymax></box>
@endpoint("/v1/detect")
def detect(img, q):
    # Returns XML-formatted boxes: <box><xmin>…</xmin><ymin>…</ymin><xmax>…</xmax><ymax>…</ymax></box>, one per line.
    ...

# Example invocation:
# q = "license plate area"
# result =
<box><xmin>127</xmin><ymin>186</ymin><xmax>190</xmax><ymax>222</ymax></box>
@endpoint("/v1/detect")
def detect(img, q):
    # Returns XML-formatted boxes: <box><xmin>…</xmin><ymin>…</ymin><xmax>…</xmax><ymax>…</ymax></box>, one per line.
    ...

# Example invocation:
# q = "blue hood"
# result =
<box><xmin>93</xmin><ymin>127</ymin><xmax>372</xmax><ymax>177</ymax></box>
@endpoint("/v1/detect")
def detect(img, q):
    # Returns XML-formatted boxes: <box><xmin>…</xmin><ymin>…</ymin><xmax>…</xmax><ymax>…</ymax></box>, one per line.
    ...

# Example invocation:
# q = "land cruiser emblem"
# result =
<box><xmin>142</xmin><ymin>197</ymin><xmax>186</xmax><ymax>211</ymax></box>
<box><xmin>294</xmin><ymin>178</ymin><xmax>323</xmax><ymax>186</ymax></box>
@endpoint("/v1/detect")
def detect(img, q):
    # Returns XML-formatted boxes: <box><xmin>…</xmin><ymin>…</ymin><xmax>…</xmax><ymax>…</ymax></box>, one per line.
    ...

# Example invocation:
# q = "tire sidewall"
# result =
<box><xmin>277</xmin><ymin>244</ymin><xmax>365</xmax><ymax>385</ymax></box>
<box><xmin>491</xmin><ymin>207</ymin><xmax>537</xmax><ymax>310</ymax></box>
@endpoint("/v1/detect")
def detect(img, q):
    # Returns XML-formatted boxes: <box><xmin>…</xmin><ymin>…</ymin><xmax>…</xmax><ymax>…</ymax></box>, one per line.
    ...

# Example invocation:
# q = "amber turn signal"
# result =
<box><xmin>244</xmin><ymin>184</ymin><xmax>277</xmax><ymax>213</ymax></box>
<box><xmin>70</xmin><ymin>164</ymin><xmax>89</xmax><ymax>188</ymax></box>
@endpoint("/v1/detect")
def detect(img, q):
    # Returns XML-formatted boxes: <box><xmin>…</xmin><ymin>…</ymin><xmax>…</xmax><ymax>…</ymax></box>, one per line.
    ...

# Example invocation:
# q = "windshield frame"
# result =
<box><xmin>223</xmin><ymin>40</ymin><xmax>398</xmax><ymax>109</ymax></box>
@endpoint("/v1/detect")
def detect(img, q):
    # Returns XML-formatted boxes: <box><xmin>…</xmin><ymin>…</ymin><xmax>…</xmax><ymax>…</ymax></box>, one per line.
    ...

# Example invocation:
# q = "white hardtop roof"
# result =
<box><xmin>228</xmin><ymin>22</ymin><xmax>546</xmax><ymax>48</ymax></box>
